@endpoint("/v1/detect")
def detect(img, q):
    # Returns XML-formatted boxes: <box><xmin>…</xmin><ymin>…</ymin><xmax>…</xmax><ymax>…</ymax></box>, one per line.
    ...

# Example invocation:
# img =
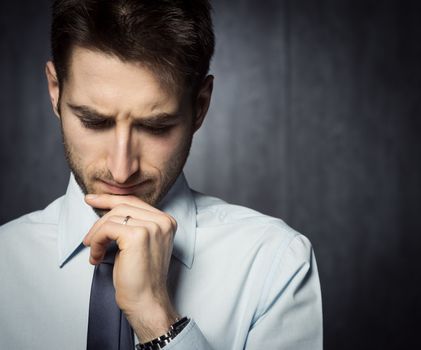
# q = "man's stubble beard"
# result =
<box><xmin>59</xmin><ymin>120</ymin><xmax>193</xmax><ymax>218</ymax></box>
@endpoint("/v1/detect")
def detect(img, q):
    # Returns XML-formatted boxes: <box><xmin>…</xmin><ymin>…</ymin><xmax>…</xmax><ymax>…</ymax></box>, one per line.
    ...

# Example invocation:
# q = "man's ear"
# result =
<box><xmin>193</xmin><ymin>75</ymin><xmax>214</xmax><ymax>133</ymax></box>
<box><xmin>45</xmin><ymin>61</ymin><xmax>61</xmax><ymax>119</ymax></box>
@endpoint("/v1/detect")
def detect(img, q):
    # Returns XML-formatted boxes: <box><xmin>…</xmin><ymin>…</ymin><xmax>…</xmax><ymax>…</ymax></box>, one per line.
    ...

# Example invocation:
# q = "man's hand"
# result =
<box><xmin>83</xmin><ymin>194</ymin><xmax>180</xmax><ymax>343</ymax></box>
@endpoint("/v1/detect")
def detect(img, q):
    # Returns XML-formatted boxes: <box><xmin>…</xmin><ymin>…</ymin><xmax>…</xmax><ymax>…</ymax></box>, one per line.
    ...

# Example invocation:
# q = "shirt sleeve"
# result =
<box><xmin>157</xmin><ymin>234</ymin><xmax>322</xmax><ymax>350</ymax></box>
<box><xmin>244</xmin><ymin>234</ymin><xmax>323</xmax><ymax>350</ymax></box>
<box><xmin>162</xmin><ymin>319</ymin><xmax>213</xmax><ymax>350</ymax></box>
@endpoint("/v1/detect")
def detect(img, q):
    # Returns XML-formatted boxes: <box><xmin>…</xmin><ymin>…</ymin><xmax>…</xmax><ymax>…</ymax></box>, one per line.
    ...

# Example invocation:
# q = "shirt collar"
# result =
<box><xmin>57</xmin><ymin>172</ymin><xmax>197</xmax><ymax>269</ymax></box>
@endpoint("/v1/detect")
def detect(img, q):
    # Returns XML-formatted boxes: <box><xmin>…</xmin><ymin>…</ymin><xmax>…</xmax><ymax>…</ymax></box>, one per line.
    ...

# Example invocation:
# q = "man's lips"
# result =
<box><xmin>99</xmin><ymin>180</ymin><xmax>147</xmax><ymax>195</ymax></box>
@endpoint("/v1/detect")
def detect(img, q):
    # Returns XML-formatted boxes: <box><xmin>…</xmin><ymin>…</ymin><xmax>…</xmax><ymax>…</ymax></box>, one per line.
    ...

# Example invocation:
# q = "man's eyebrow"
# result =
<box><xmin>67</xmin><ymin>103</ymin><xmax>182</xmax><ymax>124</ymax></box>
<box><xmin>67</xmin><ymin>103</ymin><xmax>113</xmax><ymax>119</ymax></box>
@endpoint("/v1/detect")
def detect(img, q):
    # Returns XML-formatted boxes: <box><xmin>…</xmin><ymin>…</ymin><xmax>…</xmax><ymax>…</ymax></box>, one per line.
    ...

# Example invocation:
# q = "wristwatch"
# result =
<box><xmin>135</xmin><ymin>317</ymin><xmax>190</xmax><ymax>350</ymax></box>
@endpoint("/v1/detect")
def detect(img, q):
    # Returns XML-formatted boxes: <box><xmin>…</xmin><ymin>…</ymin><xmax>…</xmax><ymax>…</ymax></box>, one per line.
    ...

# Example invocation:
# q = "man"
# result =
<box><xmin>0</xmin><ymin>1</ymin><xmax>322</xmax><ymax>349</ymax></box>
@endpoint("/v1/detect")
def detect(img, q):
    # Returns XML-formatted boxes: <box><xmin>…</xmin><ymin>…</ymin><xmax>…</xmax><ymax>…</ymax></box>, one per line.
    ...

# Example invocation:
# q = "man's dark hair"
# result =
<box><xmin>51</xmin><ymin>0</ymin><xmax>215</xmax><ymax>93</ymax></box>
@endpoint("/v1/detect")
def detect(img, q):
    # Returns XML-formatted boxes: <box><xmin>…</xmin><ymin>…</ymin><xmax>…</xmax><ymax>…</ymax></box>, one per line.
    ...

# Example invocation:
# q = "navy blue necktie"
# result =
<box><xmin>87</xmin><ymin>243</ymin><xmax>134</xmax><ymax>350</ymax></box>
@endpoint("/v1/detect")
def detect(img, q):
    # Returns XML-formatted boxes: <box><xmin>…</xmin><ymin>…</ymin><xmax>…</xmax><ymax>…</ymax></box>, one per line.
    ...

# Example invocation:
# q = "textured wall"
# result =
<box><xmin>1</xmin><ymin>1</ymin><xmax>420</xmax><ymax>349</ymax></box>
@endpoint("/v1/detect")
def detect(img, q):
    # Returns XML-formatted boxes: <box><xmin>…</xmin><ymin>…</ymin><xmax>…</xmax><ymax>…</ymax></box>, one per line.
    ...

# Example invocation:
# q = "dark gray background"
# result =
<box><xmin>1</xmin><ymin>1</ymin><xmax>420</xmax><ymax>349</ymax></box>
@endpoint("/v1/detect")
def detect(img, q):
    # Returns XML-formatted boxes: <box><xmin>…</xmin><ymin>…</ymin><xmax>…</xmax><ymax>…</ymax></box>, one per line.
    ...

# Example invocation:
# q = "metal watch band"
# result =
<box><xmin>135</xmin><ymin>317</ymin><xmax>190</xmax><ymax>350</ymax></box>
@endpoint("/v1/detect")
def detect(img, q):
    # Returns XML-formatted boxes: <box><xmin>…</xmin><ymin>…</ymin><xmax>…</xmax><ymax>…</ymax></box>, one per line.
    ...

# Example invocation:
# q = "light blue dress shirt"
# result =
<box><xmin>0</xmin><ymin>172</ymin><xmax>323</xmax><ymax>349</ymax></box>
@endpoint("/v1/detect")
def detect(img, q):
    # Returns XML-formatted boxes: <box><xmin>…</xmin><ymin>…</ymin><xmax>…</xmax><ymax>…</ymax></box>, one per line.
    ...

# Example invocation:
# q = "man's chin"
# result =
<box><xmin>96</xmin><ymin>179</ymin><xmax>159</xmax><ymax>203</ymax></box>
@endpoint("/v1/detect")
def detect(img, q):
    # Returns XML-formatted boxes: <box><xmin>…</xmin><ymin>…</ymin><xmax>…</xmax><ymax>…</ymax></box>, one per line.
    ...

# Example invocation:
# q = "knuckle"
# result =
<box><xmin>149</xmin><ymin>221</ymin><xmax>161</xmax><ymax>234</ymax></box>
<box><xmin>132</xmin><ymin>227</ymin><xmax>150</xmax><ymax>245</ymax></box>
<box><xmin>158</xmin><ymin>217</ymin><xmax>175</xmax><ymax>239</ymax></box>
<box><xmin>107</xmin><ymin>215</ymin><xmax>121</xmax><ymax>223</ymax></box>
<box><xmin>166</xmin><ymin>214</ymin><xmax>177</xmax><ymax>232</ymax></box>
<box><xmin>134</xmin><ymin>226</ymin><xmax>148</xmax><ymax>237</ymax></box>
<box><xmin>102</xmin><ymin>221</ymin><xmax>115</xmax><ymax>230</ymax></box>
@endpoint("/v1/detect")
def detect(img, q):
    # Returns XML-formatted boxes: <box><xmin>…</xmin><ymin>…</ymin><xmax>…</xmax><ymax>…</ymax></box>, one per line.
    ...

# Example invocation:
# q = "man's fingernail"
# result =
<box><xmin>85</xmin><ymin>194</ymin><xmax>98</xmax><ymax>200</ymax></box>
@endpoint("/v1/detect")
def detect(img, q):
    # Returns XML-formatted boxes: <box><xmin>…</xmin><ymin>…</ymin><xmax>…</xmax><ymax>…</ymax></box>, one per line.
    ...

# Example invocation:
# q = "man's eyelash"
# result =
<box><xmin>136</xmin><ymin>125</ymin><xmax>173</xmax><ymax>135</ymax></box>
<box><xmin>79</xmin><ymin>118</ymin><xmax>114</xmax><ymax>129</ymax></box>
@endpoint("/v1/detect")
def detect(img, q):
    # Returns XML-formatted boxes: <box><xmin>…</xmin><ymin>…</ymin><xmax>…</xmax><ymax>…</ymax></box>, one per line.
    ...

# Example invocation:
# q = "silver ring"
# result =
<box><xmin>122</xmin><ymin>215</ymin><xmax>131</xmax><ymax>225</ymax></box>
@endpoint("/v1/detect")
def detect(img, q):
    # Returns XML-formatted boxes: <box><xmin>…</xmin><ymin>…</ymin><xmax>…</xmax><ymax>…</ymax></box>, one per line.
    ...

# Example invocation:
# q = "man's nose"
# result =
<box><xmin>106</xmin><ymin>125</ymin><xmax>139</xmax><ymax>184</ymax></box>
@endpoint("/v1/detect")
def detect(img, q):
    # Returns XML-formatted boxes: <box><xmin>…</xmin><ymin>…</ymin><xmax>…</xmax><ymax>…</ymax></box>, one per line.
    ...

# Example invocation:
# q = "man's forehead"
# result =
<box><xmin>62</xmin><ymin>46</ymin><xmax>189</xmax><ymax>116</ymax></box>
<box><xmin>66</xmin><ymin>46</ymin><xmax>185</xmax><ymax>98</ymax></box>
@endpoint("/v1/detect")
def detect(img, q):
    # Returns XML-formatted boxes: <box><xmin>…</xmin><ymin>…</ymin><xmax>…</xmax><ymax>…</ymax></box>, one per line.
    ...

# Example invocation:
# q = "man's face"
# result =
<box><xmin>46</xmin><ymin>47</ymin><xmax>210</xmax><ymax>215</ymax></box>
